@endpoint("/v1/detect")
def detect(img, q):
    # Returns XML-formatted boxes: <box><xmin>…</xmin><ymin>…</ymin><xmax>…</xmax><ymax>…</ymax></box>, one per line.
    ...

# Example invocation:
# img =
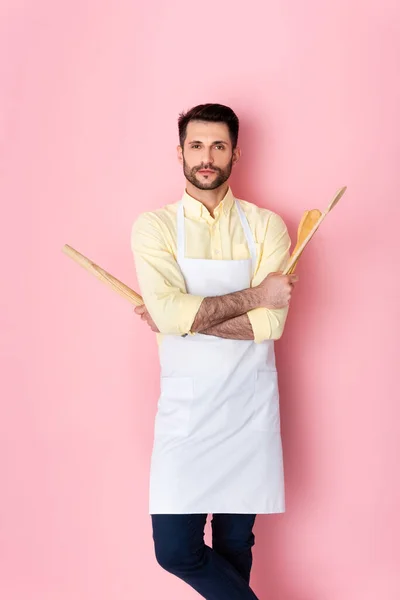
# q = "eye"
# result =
<box><xmin>215</xmin><ymin>145</ymin><xmax>225</xmax><ymax>150</ymax></box>
<box><xmin>191</xmin><ymin>144</ymin><xmax>201</xmax><ymax>149</ymax></box>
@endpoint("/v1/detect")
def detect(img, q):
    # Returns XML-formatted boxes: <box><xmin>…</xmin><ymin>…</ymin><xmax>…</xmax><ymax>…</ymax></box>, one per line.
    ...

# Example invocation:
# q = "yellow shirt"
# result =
<box><xmin>130</xmin><ymin>186</ymin><xmax>291</xmax><ymax>344</ymax></box>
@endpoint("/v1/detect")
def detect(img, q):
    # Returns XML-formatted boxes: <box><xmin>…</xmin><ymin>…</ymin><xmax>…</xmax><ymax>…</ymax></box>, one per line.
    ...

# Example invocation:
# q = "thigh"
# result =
<box><xmin>211</xmin><ymin>514</ymin><xmax>256</xmax><ymax>551</ymax></box>
<box><xmin>151</xmin><ymin>514</ymin><xmax>208</xmax><ymax>568</ymax></box>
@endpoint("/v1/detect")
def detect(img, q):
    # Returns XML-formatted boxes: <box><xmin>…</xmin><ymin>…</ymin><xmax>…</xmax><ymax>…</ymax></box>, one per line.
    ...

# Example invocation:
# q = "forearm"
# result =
<box><xmin>190</xmin><ymin>287</ymin><xmax>261</xmax><ymax>333</ymax></box>
<box><xmin>200</xmin><ymin>313</ymin><xmax>254</xmax><ymax>340</ymax></box>
<box><xmin>199</xmin><ymin>305</ymin><xmax>289</xmax><ymax>342</ymax></box>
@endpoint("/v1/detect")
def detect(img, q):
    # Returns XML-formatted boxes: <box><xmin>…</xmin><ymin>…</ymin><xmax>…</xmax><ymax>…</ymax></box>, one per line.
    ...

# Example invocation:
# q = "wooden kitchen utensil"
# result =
<box><xmin>287</xmin><ymin>208</ymin><xmax>322</xmax><ymax>274</ymax></box>
<box><xmin>283</xmin><ymin>186</ymin><xmax>347</xmax><ymax>275</ymax></box>
<box><xmin>62</xmin><ymin>244</ymin><xmax>144</xmax><ymax>306</ymax></box>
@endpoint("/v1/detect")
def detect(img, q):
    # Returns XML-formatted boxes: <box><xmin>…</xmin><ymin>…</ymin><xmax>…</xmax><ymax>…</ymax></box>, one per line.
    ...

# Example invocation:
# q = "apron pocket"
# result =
<box><xmin>155</xmin><ymin>376</ymin><xmax>194</xmax><ymax>436</ymax></box>
<box><xmin>251</xmin><ymin>369</ymin><xmax>281</xmax><ymax>432</ymax></box>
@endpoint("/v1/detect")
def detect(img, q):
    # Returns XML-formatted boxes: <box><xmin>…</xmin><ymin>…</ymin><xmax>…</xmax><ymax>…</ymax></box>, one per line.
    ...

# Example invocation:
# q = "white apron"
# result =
<box><xmin>149</xmin><ymin>198</ymin><xmax>285</xmax><ymax>514</ymax></box>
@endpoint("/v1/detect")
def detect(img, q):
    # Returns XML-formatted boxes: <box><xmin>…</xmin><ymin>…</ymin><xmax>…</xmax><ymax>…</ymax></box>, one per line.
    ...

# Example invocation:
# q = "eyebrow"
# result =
<box><xmin>188</xmin><ymin>140</ymin><xmax>229</xmax><ymax>145</ymax></box>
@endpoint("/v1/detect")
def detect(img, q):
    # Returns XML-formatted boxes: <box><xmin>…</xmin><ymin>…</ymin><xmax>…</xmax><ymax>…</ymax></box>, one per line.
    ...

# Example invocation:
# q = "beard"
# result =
<box><xmin>183</xmin><ymin>156</ymin><xmax>233</xmax><ymax>190</ymax></box>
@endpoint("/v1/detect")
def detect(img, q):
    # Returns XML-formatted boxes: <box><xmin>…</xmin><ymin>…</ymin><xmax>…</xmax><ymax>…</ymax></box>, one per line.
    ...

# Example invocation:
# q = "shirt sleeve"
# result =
<box><xmin>247</xmin><ymin>212</ymin><xmax>292</xmax><ymax>343</ymax></box>
<box><xmin>130</xmin><ymin>211</ymin><xmax>205</xmax><ymax>335</ymax></box>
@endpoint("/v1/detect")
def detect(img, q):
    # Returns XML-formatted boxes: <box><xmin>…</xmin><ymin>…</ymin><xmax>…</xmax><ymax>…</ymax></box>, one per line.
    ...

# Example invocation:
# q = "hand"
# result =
<box><xmin>256</xmin><ymin>271</ymin><xmax>299</xmax><ymax>309</ymax></box>
<box><xmin>133</xmin><ymin>304</ymin><xmax>160</xmax><ymax>332</ymax></box>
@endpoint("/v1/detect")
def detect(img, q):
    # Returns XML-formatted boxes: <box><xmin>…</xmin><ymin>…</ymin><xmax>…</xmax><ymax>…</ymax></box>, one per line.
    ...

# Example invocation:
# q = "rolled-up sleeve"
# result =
<box><xmin>247</xmin><ymin>212</ymin><xmax>292</xmax><ymax>343</ymax></box>
<box><xmin>131</xmin><ymin>212</ymin><xmax>204</xmax><ymax>335</ymax></box>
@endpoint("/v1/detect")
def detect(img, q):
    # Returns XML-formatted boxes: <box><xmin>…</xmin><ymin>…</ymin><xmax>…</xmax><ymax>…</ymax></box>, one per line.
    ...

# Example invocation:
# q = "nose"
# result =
<box><xmin>201</xmin><ymin>148</ymin><xmax>214</xmax><ymax>166</ymax></box>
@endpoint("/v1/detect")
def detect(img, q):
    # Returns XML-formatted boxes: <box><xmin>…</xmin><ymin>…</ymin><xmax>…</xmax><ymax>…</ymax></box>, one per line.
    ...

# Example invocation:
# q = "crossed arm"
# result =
<box><xmin>131</xmin><ymin>210</ymin><xmax>291</xmax><ymax>343</ymax></box>
<box><xmin>190</xmin><ymin>290</ymin><xmax>259</xmax><ymax>339</ymax></box>
<box><xmin>201</xmin><ymin>313</ymin><xmax>253</xmax><ymax>339</ymax></box>
<box><xmin>134</xmin><ymin>285</ymin><xmax>256</xmax><ymax>339</ymax></box>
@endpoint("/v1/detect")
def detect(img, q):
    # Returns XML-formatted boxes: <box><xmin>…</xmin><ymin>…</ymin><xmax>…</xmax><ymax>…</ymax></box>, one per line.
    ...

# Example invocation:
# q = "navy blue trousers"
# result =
<box><xmin>151</xmin><ymin>513</ymin><xmax>259</xmax><ymax>599</ymax></box>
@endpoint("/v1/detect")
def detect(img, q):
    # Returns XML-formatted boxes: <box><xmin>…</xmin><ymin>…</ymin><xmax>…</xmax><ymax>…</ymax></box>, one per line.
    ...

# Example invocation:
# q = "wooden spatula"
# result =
<box><xmin>283</xmin><ymin>186</ymin><xmax>347</xmax><ymax>275</ymax></box>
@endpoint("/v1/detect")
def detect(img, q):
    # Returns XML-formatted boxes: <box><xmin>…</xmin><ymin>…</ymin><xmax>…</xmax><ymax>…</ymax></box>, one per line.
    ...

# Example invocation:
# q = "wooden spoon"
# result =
<box><xmin>283</xmin><ymin>186</ymin><xmax>347</xmax><ymax>275</ymax></box>
<box><xmin>287</xmin><ymin>209</ymin><xmax>322</xmax><ymax>274</ymax></box>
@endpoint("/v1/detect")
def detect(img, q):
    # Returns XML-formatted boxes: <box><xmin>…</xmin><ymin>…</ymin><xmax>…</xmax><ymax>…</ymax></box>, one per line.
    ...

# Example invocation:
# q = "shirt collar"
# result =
<box><xmin>181</xmin><ymin>186</ymin><xmax>235</xmax><ymax>219</ymax></box>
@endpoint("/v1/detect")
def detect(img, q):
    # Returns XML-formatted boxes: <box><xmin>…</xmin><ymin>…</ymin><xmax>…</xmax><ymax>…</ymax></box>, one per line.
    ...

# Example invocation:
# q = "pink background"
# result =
<box><xmin>2</xmin><ymin>1</ymin><xmax>400</xmax><ymax>599</ymax></box>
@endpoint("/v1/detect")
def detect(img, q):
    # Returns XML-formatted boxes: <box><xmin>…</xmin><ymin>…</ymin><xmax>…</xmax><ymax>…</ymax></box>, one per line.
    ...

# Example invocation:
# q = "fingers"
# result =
<box><xmin>287</xmin><ymin>274</ymin><xmax>299</xmax><ymax>304</ymax></box>
<box><xmin>134</xmin><ymin>304</ymin><xmax>158</xmax><ymax>332</ymax></box>
<box><xmin>134</xmin><ymin>304</ymin><xmax>153</xmax><ymax>326</ymax></box>
<box><xmin>134</xmin><ymin>304</ymin><xmax>146</xmax><ymax>315</ymax></box>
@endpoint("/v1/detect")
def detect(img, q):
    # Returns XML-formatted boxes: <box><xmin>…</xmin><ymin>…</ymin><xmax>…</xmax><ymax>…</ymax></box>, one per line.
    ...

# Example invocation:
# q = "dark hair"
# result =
<box><xmin>178</xmin><ymin>103</ymin><xmax>239</xmax><ymax>149</ymax></box>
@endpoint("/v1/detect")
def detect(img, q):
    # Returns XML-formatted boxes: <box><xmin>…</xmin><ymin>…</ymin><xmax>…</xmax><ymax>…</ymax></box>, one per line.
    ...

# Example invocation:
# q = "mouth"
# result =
<box><xmin>198</xmin><ymin>169</ymin><xmax>216</xmax><ymax>175</ymax></box>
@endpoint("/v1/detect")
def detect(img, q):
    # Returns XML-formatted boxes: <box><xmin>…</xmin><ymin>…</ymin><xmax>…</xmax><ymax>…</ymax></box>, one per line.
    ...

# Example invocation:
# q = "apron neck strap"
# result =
<box><xmin>177</xmin><ymin>200</ymin><xmax>185</xmax><ymax>262</ymax></box>
<box><xmin>234</xmin><ymin>199</ymin><xmax>257</xmax><ymax>275</ymax></box>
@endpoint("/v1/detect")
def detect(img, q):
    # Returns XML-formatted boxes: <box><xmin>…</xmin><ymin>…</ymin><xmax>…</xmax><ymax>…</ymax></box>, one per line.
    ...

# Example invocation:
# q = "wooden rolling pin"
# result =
<box><xmin>62</xmin><ymin>244</ymin><xmax>144</xmax><ymax>306</ymax></box>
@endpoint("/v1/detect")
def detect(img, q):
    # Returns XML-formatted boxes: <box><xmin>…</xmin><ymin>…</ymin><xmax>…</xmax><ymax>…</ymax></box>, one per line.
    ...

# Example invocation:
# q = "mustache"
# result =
<box><xmin>194</xmin><ymin>166</ymin><xmax>220</xmax><ymax>173</ymax></box>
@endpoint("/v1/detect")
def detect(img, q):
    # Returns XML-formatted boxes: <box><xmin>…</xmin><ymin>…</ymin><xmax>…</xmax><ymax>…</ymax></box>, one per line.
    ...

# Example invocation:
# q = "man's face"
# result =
<box><xmin>177</xmin><ymin>121</ymin><xmax>240</xmax><ymax>190</ymax></box>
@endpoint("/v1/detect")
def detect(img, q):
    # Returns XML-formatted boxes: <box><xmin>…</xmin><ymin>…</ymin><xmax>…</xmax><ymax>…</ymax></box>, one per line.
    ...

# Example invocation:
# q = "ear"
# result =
<box><xmin>177</xmin><ymin>145</ymin><xmax>183</xmax><ymax>164</ymax></box>
<box><xmin>232</xmin><ymin>146</ymin><xmax>241</xmax><ymax>166</ymax></box>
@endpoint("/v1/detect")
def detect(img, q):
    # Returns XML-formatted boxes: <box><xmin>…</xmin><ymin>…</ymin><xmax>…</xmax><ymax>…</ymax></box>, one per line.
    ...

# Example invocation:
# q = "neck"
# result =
<box><xmin>185</xmin><ymin>181</ymin><xmax>230</xmax><ymax>218</ymax></box>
